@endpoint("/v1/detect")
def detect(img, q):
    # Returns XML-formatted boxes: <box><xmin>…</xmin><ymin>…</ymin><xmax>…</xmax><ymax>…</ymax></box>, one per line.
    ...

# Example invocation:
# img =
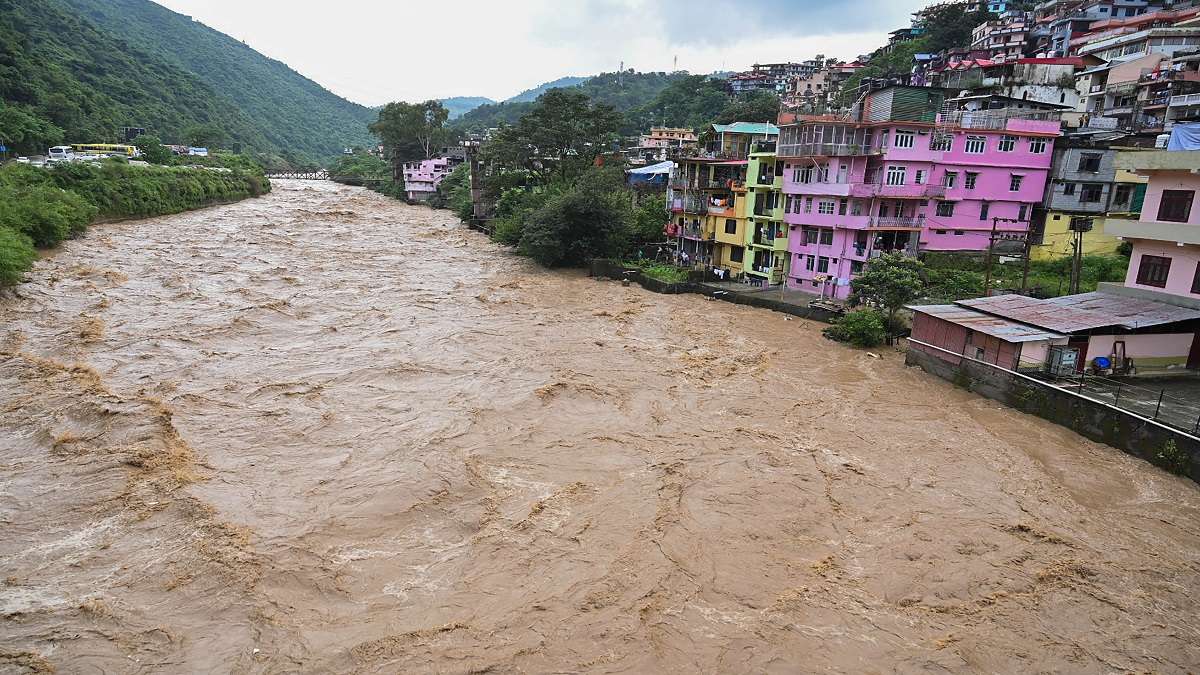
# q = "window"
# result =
<box><xmin>1077</xmin><ymin>153</ymin><xmax>1102</xmax><ymax>173</ymax></box>
<box><xmin>725</xmin><ymin>219</ymin><xmax>737</xmax><ymax>235</ymax></box>
<box><xmin>894</xmin><ymin>130</ymin><xmax>915</xmax><ymax>149</ymax></box>
<box><xmin>965</xmin><ymin>136</ymin><xmax>987</xmax><ymax>154</ymax></box>
<box><xmin>936</xmin><ymin>201</ymin><xmax>956</xmax><ymax>217</ymax></box>
<box><xmin>816</xmin><ymin>165</ymin><xmax>829</xmax><ymax>183</ymax></box>
<box><xmin>805</xmin><ymin>255</ymin><xmax>815</xmax><ymax>270</ymax></box>
<box><xmin>998</xmin><ymin>135</ymin><xmax>1017</xmax><ymax>152</ymax></box>
<box><xmin>1113</xmin><ymin>184</ymin><xmax>1133</xmax><ymax>207</ymax></box>
<box><xmin>817</xmin><ymin>256</ymin><xmax>830</xmax><ymax>273</ymax></box>
<box><xmin>730</xmin><ymin>247</ymin><xmax>744</xmax><ymax>263</ymax></box>
<box><xmin>1158</xmin><ymin>190</ymin><xmax>1194</xmax><ymax>223</ymax></box>
<box><xmin>1193</xmin><ymin>263</ymin><xmax>1200</xmax><ymax>295</ymax></box>
<box><xmin>1136</xmin><ymin>255</ymin><xmax>1172</xmax><ymax>288</ymax></box>
<box><xmin>838</xmin><ymin>198</ymin><xmax>848</xmax><ymax>216</ymax></box>
<box><xmin>804</xmin><ymin>228</ymin><xmax>819</xmax><ymax>245</ymax></box>
<box><xmin>1009</xmin><ymin>175</ymin><xmax>1024</xmax><ymax>192</ymax></box>
<box><xmin>979</xmin><ymin>202</ymin><xmax>990</xmax><ymax>221</ymax></box>
<box><xmin>819</xmin><ymin>229</ymin><xmax>834</xmax><ymax>246</ymax></box>
<box><xmin>915</xmin><ymin>170</ymin><xmax>926</xmax><ymax>185</ymax></box>
<box><xmin>804</xmin><ymin>197</ymin><xmax>813</xmax><ymax>213</ymax></box>
<box><xmin>965</xmin><ymin>172</ymin><xmax>978</xmax><ymax>190</ymax></box>
<box><xmin>1063</xmin><ymin>182</ymin><xmax>1076</xmax><ymax>196</ymax></box>
<box><xmin>797</xmin><ymin>166</ymin><xmax>813</xmax><ymax>183</ymax></box>
<box><xmin>943</xmin><ymin>171</ymin><xmax>958</xmax><ymax>188</ymax></box>
<box><xmin>851</xmin><ymin>261</ymin><xmax>864</xmax><ymax>275</ymax></box>
<box><xmin>886</xmin><ymin>165</ymin><xmax>907</xmax><ymax>186</ymax></box>
<box><xmin>1029</xmin><ymin>137</ymin><xmax>1047</xmax><ymax>154</ymax></box>
<box><xmin>954</xmin><ymin>230</ymin><xmax>965</xmax><ymax>235</ymax></box>
<box><xmin>1018</xmin><ymin>204</ymin><xmax>1028</xmax><ymax>221</ymax></box>
<box><xmin>1080</xmin><ymin>184</ymin><xmax>1104</xmax><ymax>203</ymax></box>
<box><xmin>818</xmin><ymin>201</ymin><xmax>835</xmax><ymax>215</ymax></box>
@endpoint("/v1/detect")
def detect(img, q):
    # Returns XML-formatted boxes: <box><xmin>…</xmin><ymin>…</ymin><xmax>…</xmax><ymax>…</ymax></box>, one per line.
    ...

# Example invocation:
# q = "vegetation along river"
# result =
<box><xmin>2</xmin><ymin>180</ymin><xmax>1199</xmax><ymax>673</ymax></box>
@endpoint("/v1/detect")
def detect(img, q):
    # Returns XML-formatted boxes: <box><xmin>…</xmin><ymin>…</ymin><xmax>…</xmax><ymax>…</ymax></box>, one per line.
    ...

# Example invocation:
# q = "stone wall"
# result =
<box><xmin>907</xmin><ymin>339</ymin><xmax>1199</xmax><ymax>483</ymax></box>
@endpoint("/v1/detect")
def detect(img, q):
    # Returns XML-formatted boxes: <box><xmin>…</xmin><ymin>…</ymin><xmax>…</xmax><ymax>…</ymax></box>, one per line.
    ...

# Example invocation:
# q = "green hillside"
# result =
<box><xmin>440</xmin><ymin>96</ymin><xmax>495</xmax><ymax>120</ymax></box>
<box><xmin>505</xmin><ymin>76</ymin><xmax>588</xmax><ymax>103</ymax></box>
<box><xmin>0</xmin><ymin>0</ymin><xmax>266</xmax><ymax>153</ymax></box>
<box><xmin>60</xmin><ymin>0</ymin><xmax>375</xmax><ymax>161</ymax></box>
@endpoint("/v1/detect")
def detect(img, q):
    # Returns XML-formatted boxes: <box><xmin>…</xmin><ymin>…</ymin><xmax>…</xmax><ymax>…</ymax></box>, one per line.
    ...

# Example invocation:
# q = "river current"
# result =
<box><xmin>2</xmin><ymin>180</ymin><xmax>1198</xmax><ymax>673</ymax></box>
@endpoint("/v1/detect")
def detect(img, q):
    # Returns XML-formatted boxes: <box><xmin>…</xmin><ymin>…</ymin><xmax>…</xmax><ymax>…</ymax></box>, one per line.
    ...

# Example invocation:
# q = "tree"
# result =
<box><xmin>370</xmin><ymin>100</ymin><xmax>451</xmax><ymax>165</ymax></box>
<box><xmin>518</xmin><ymin>167</ymin><xmax>631</xmax><ymax>267</ymax></box>
<box><xmin>716</xmin><ymin>90</ymin><xmax>780</xmax><ymax>124</ymax></box>
<box><xmin>182</xmin><ymin>123</ymin><xmax>228</xmax><ymax>148</ymax></box>
<box><xmin>631</xmin><ymin>194</ymin><xmax>668</xmax><ymax>243</ymax></box>
<box><xmin>848</xmin><ymin>253</ymin><xmax>925</xmax><ymax>343</ymax></box>
<box><xmin>823</xmin><ymin>309</ymin><xmax>887</xmax><ymax>348</ymax></box>
<box><xmin>132</xmin><ymin>134</ymin><xmax>172</xmax><ymax>164</ymax></box>
<box><xmin>0</xmin><ymin>103</ymin><xmax>64</xmax><ymax>155</ymax></box>
<box><xmin>484</xmin><ymin>90</ymin><xmax>622</xmax><ymax>182</ymax></box>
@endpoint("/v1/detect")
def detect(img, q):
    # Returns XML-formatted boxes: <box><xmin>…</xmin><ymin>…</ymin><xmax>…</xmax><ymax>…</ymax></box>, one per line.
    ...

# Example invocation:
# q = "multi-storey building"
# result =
<box><xmin>1109</xmin><ymin>147</ymin><xmax>1200</xmax><ymax>311</ymax></box>
<box><xmin>402</xmin><ymin>154</ymin><xmax>464</xmax><ymax>202</ymax></box>
<box><xmin>1136</xmin><ymin>47</ymin><xmax>1200</xmax><ymax>133</ymax></box>
<box><xmin>777</xmin><ymin>86</ymin><xmax>1059</xmax><ymax>299</ymax></box>
<box><xmin>744</xmin><ymin>141</ymin><xmax>788</xmax><ymax>284</ymax></box>
<box><xmin>630</xmin><ymin>127</ymin><xmax>698</xmax><ymax>163</ymax></box>
<box><xmin>1031</xmin><ymin>137</ymin><xmax>1142</xmax><ymax>258</ymax></box>
<box><xmin>971</xmin><ymin>11</ymin><xmax>1035</xmax><ymax>61</ymax></box>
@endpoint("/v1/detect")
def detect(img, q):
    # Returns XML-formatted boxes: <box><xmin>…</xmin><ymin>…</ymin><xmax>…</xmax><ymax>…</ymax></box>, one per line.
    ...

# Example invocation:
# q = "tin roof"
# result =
<box><xmin>956</xmin><ymin>293</ymin><xmax>1200</xmax><ymax>333</ymax></box>
<box><xmin>712</xmin><ymin>122</ymin><xmax>780</xmax><ymax>136</ymax></box>
<box><xmin>908</xmin><ymin>304</ymin><xmax>1066</xmax><ymax>343</ymax></box>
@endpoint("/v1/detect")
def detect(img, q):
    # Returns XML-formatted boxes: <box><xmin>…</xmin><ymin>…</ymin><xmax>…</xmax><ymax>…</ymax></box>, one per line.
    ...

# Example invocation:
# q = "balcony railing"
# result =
<box><xmin>751</xmin><ymin>140</ymin><xmax>777</xmax><ymax>154</ymax></box>
<box><xmin>856</xmin><ymin>179</ymin><xmax>947</xmax><ymax>199</ymax></box>
<box><xmin>936</xmin><ymin>109</ymin><xmax>1061</xmax><ymax>130</ymax></box>
<box><xmin>868</xmin><ymin>215</ymin><xmax>926</xmax><ymax>229</ymax></box>
<box><xmin>777</xmin><ymin>142</ymin><xmax>887</xmax><ymax>158</ymax></box>
<box><xmin>1171</xmin><ymin>93</ymin><xmax>1200</xmax><ymax>107</ymax></box>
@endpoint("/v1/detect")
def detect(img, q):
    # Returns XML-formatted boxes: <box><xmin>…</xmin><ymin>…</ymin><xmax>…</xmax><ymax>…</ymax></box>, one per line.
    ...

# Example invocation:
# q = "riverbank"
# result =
<box><xmin>0</xmin><ymin>160</ymin><xmax>270</xmax><ymax>287</ymax></box>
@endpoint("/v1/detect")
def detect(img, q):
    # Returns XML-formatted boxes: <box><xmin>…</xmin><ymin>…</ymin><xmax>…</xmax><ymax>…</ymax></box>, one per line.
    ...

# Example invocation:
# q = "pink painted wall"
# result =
<box><xmin>1088</xmin><ymin>334</ymin><xmax>1196</xmax><ymax>364</ymax></box>
<box><xmin>1125</xmin><ymin>242</ymin><xmax>1200</xmax><ymax>298</ymax></box>
<box><xmin>1140</xmin><ymin>171</ymin><xmax>1200</xmax><ymax>228</ymax></box>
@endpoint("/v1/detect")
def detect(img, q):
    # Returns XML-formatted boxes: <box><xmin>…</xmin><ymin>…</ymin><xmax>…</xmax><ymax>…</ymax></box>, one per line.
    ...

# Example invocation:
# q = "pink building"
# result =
<box><xmin>778</xmin><ymin>86</ymin><xmax>1060</xmax><ymax>300</ymax></box>
<box><xmin>402</xmin><ymin>155</ymin><xmax>463</xmax><ymax>202</ymax></box>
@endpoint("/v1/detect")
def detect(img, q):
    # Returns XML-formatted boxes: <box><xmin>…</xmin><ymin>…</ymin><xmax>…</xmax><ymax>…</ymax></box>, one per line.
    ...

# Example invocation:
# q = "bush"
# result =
<box><xmin>638</xmin><ymin>263</ymin><xmax>689</xmax><ymax>284</ymax></box>
<box><xmin>0</xmin><ymin>184</ymin><xmax>96</xmax><ymax>247</ymax></box>
<box><xmin>823</xmin><ymin>309</ymin><xmax>887</xmax><ymax>348</ymax></box>
<box><xmin>0</xmin><ymin>227</ymin><xmax>37</xmax><ymax>287</ymax></box>
<box><xmin>518</xmin><ymin>168</ymin><xmax>631</xmax><ymax>267</ymax></box>
<box><xmin>631</xmin><ymin>194</ymin><xmax>669</xmax><ymax>243</ymax></box>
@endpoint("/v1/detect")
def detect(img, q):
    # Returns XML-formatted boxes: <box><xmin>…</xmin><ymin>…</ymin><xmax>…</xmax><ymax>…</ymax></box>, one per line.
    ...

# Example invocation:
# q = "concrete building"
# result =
<box><xmin>744</xmin><ymin>141</ymin><xmax>788</xmax><ymax>284</ymax></box>
<box><xmin>971</xmin><ymin>11</ymin><xmax>1035</xmax><ymax>61</ymax></box>
<box><xmin>777</xmin><ymin>86</ymin><xmax>1059</xmax><ymax>300</ymax></box>
<box><xmin>402</xmin><ymin>155</ymin><xmax>464</xmax><ymax>202</ymax></box>
<box><xmin>1031</xmin><ymin>135</ymin><xmax>1135</xmax><ymax>258</ymax></box>
<box><xmin>631</xmin><ymin>127</ymin><xmax>698</xmax><ymax>163</ymax></box>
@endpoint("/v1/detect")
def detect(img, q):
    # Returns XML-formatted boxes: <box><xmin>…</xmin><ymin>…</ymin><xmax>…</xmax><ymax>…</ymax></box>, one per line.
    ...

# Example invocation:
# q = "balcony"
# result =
<box><xmin>867</xmin><ymin>215</ymin><xmax>926</xmax><ymax>230</ymax></box>
<box><xmin>777</xmin><ymin>142</ymin><xmax>886</xmax><ymax>158</ymax></box>
<box><xmin>670</xmin><ymin>197</ymin><xmax>707</xmax><ymax>215</ymax></box>
<box><xmin>751</xmin><ymin>140</ymin><xmax>777</xmax><ymax>154</ymax></box>
<box><xmin>853</xmin><ymin>180</ymin><xmax>946</xmax><ymax>199</ymax></box>
<box><xmin>936</xmin><ymin>109</ymin><xmax>1061</xmax><ymax>131</ymax></box>
<box><xmin>1170</xmin><ymin>93</ymin><xmax>1200</xmax><ymax>108</ymax></box>
<box><xmin>676</xmin><ymin>224</ymin><xmax>713</xmax><ymax>241</ymax></box>
<box><xmin>752</xmin><ymin>201</ymin><xmax>783</xmax><ymax>220</ymax></box>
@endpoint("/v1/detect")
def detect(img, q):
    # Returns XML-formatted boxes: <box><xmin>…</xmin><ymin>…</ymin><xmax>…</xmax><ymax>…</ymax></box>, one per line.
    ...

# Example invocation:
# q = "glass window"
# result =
<box><xmin>965</xmin><ymin>136</ymin><xmax>987</xmax><ymax>154</ymax></box>
<box><xmin>819</xmin><ymin>229</ymin><xmax>834</xmax><ymax>245</ymax></box>
<box><xmin>804</xmin><ymin>197</ymin><xmax>813</xmax><ymax>213</ymax></box>
<box><xmin>894</xmin><ymin>130</ymin><xmax>915</xmax><ymax>149</ymax></box>
<box><xmin>1029</xmin><ymin>137</ymin><xmax>1047</xmax><ymax>154</ymax></box>
<box><xmin>980</xmin><ymin>202</ymin><xmax>990</xmax><ymax>221</ymax></box>
<box><xmin>1009</xmin><ymin>175</ymin><xmax>1024</xmax><ymax>192</ymax></box>
<box><xmin>936</xmin><ymin>201</ymin><xmax>955</xmax><ymax>217</ymax></box>
<box><xmin>1019</xmin><ymin>204</ymin><xmax>1028</xmax><ymax>221</ymax></box>
<box><xmin>1113</xmin><ymin>184</ymin><xmax>1133</xmax><ymax>207</ymax></box>
<box><xmin>725</xmin><ymin>219</ymin><xmax>737</xmax><ymax>234</ymax></box>
<box><xmin>1192</xmin><ymin>262</ymin><xmax>1200</xmax><ymax>295</ymax></box>
<box><xmin>943</xmin><ymin>171</ymin><xmax>958</xmax><ymax>188</ymax></box>
<box><xmin>886</xmin><ymin>165</ymin><xmax>907</xmax><ymax>186</ymax></box>
<box><xmin>964</xmin><ymin>172</ymin><xmax>978</xmax><ymax>189</ymax></box>
<box><xmin>915</xmin><ymin>170</ymin><xmax>925</xmax><ymax>185</ymax></box>
<box><xmin>1136</xmin><ymin>255</ymin><xmax>1172</xmax><ymax>288</ymax></box>
<box><xmin>1158</xmin><ymin>190</ymin><xmax>1194</xmax><ymax>223</ymax></box>
<box><xmin>1063</xmin><ymin>182</ymin><xmax>1076</xmax><ymax>195</ymax></box>
<box><xmin>818</xmin><ymin>201</ymin><xmax>835</xmax><ymax>215</ymax></box>
<box><xmin>805</xmin><ymin>255</ymin><xmax>815</xmax><ymax>270</ymax></box>
<box><xmin>730</xmin><ymin>246</ymin><xmax>744</xmax><ymax>263</ymax></box>
<box><xmin>851</xmin><ymin>200</ymin><xmax>863</xmax><ymax>216</ymax></box>
<box><xmin>998</xmin><ymin>135</ymin><xmax>1017</xmax><ymax>152</ymax></box>
<box><xmin>1077</xmin><ymin>153</ymin><xmax>1102</xmax><ymax>172</ymax></box>
<box><xmin>817</xmin><ymin>256</ymin><xmax>830</xmax><ymax>273</ymax></box>
<box><xmin>1080</xmin><ymin>184</ymin><xmax>1104</xmax><ymax>203</ymax></box>
<box><xmin>930</xmin><ymin>135</ymin><xmax>952</xmax><ymax>152</ymax></box>
<box><xmin>838</xmin><ymin>198</ymin><xmax>848</xmax><ymax>216</ymax></box>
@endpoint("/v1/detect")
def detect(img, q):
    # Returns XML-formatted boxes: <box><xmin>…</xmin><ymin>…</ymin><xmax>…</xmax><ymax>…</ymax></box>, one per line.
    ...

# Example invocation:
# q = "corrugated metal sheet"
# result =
<box><xmin>907</xmin><ymin>304</ymin><xmax>1066</xmax><ymax>343</ymax></box>
<box><xmin>956</xmin><ymin>293</ymin><xmax>1200</xmax><ymax>333</ymax></box>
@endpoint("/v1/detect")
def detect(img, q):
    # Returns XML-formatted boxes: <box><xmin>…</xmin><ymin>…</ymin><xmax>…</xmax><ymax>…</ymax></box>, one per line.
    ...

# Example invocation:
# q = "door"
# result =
<box><xmin>1068</xmin><ymin>337</ymin><xmax>1090</xmax><ymax>372</ymax></box>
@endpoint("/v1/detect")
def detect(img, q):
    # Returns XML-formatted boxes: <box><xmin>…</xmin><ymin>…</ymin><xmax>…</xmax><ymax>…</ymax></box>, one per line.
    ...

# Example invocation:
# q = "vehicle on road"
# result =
<box><xmin>47</xmin><ymin>146</ymin><xmax>75</xmax><ymax>163</ymax></box>
<box><xmin>72</xmin><ymin>143</ymin><xmax>140</xmax><ymax>158</ymax></box>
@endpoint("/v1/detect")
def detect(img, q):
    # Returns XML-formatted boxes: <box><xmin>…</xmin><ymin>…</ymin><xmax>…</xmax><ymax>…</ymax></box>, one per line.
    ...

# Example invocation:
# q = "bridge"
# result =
<box><xmin>265</xmin><ymin>171</ymin><xmax>392</xmax><ymax>186</ymax></box>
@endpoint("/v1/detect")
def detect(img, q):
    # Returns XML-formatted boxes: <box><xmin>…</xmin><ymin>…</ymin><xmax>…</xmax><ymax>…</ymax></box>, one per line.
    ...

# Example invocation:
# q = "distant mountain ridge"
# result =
<box><xmin>51</xmin><ymin>0</ymin><xmax>375</xmax><ymax>162</ymax></box>
<box><xmin>439</xmin><ymin>96</ymin><xmax>496</xmax><ymax>120</ymax></box>
<box><xmin>503</xmin><ymin>76</ymin><xmax>589</xmax><ymax>104</ymax></box>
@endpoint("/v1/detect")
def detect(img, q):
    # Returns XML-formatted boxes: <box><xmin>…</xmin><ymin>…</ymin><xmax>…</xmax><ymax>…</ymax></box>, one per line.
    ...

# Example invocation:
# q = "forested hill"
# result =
<box><xmin>454</xmin><ymin>71</ymin><xmax>685</xmax><ymax>132</ymax></box>
<box><xmin>60</xmin><ymin>0</ymin><xmax>375</xmax><ymax>161</ymax></box>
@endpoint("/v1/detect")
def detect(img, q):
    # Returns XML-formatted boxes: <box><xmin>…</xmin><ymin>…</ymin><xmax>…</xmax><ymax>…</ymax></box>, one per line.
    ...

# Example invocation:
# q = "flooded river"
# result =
<box><xmin>2</xmin><ymin>180</ymin><xmax>1199</xmax><ymax>673</ymax></box>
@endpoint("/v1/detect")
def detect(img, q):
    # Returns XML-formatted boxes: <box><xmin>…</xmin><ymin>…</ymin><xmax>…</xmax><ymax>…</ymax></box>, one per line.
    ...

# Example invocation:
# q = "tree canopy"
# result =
<box><xmin>483</xmin><ymin>90</ymin><xmax>622</xmax><ymax>181</ymax></box>
<box><xmin>370</xmin><ymin>101</ymin><xmax>452</xmax><ymax>164</ymax></box>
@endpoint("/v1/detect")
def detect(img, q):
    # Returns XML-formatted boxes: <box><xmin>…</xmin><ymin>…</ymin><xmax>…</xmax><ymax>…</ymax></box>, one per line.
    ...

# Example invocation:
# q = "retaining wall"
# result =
<box><xmin>907</xmin><ymin>339</ymin><xmax>1199</xmax><ymax>483</ymax></box>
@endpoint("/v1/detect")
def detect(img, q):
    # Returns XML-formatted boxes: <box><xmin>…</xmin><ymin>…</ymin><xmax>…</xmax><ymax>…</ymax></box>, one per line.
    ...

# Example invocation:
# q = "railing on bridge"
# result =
<box><xmin>265</xmin><ymin>171</ymin><xmax>330</xmax><ymax>180</ymax></box>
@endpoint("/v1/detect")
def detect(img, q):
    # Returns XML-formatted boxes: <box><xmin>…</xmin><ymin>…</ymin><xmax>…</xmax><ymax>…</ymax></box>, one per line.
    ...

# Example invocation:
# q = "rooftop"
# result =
<box><xmin>712</xmin><ymin>122</ymin><xmax>781</xmax><ymax>136</ymax></box>
<box><xmin>907</xmin><ymin>304</ymin><xmax>1067</xmax><ymax>342</ymax></box>
<box><xmin>957</xmin><ymin>292</ymin><xmax>1200</xmax><ymax>333</ymax></box>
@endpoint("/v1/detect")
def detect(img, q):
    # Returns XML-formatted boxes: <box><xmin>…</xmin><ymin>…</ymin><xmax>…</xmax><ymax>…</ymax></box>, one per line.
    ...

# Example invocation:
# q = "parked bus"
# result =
<box><xmin>47</xmin><ymin>146</ymin><xmax>75</xmax><ymax>163</ymax></box>
<box><xmin>71</xmin><ymin>143</ymin><xmax>140</xmax><ymax>158</ymax></box>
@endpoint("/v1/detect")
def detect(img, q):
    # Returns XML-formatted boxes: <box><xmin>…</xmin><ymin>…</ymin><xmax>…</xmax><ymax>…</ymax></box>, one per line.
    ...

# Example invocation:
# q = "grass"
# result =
<box><xmin>625</xmin><ymin>260</ymin><xmax>689</xmax><ymax>284</ymax></box>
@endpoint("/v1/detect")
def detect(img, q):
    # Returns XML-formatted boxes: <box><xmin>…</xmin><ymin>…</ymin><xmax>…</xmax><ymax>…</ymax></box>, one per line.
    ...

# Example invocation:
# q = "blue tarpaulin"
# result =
<box><xmin>1167</xmin><ymin>123</ymin><xmax>1200</xmax><ymax>151</ymax></box>
<box><xmin>626</xmin><ymin>161</ymin><xmax>673</xmax><ymax>187</ymax></box>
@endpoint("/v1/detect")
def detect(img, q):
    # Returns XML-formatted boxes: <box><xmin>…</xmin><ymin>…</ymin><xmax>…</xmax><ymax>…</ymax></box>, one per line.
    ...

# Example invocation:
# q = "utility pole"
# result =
<box><xmin>984</xmin><ymin>216</ymin><xmax>1030</xmax><ymax>296</ymax></box>
<box><xmin>1068</xmin><ymin>216</ymin><xmax>1093</xmax><ymax>295</ymax></box>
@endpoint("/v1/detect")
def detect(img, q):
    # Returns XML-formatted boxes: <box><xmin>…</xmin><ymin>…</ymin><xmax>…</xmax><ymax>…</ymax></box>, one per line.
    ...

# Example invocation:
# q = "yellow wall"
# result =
<box><xmin>1033</xmin><ymin>210</ymin><xmax>1124</xmax><ymax>260</ymax></box>
<box><xmin>714</xmin><ymin>242</ymin><xmax>745</xmax><ymax>273</ymax></box>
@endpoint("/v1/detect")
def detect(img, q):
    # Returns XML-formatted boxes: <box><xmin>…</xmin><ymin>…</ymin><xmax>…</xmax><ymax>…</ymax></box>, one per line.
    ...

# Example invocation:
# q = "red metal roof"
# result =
<box><xmin>908</xmin><ymin>304</ymin><xmax>1065</xmax><ymax>343</ymax></box>
<box><xmin>956</xmin><ymin>292</ymin><xmax>1200</xmax><ymax>333</ymax></box>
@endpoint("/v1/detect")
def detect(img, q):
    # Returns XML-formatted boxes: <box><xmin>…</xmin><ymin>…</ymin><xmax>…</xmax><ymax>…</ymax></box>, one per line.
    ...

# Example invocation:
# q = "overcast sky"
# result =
<box><xmin>152</xmin><ymin>0</ymin><xmax>929</xmax><ymax>106</ymax></box>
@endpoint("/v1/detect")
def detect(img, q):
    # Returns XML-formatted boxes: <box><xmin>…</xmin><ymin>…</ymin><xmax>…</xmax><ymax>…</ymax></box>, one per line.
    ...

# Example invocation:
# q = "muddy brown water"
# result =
<box><xmin>2</xmin><ymin>180</ymin><xmax>1199</xmax><ymax>673</ymax></box>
